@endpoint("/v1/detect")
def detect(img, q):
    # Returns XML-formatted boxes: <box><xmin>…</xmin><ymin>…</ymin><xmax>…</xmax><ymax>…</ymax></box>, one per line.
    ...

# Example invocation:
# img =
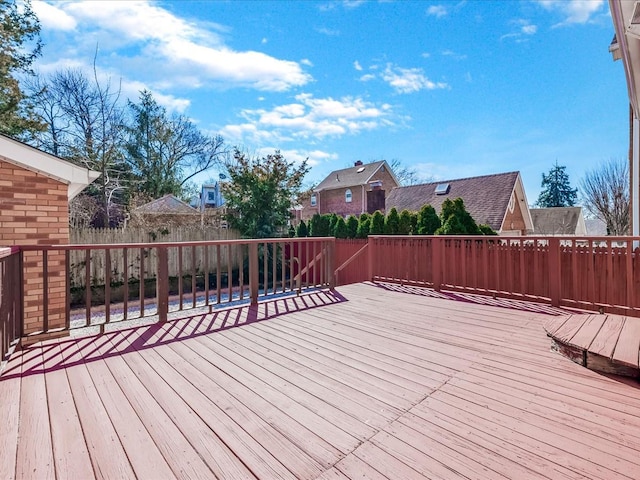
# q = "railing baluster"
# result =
<box><xmin>123</xmin><ymin>248</ymin><xmax>129</xmax><ymax>321</ymax></box>
<box><xmin>42</xmin><ymin>250</ymin><xmax>48</xmax><ymax>333</ymax></box>
<box><xmin>204</xmin><ymin>245</ymin><xmax>210</xmax><ymax>306</ymax></box>
<box><xmin>178</xmin><ymin>246</ymin><xmax>184</xmax><ymax>310</ymax></box>
<box><xmin>105</xmin><ymin>248</ymin><xmax>111</xmax><ymax>325</ymax></box>
<box><xmin>192</xmin><ymin>245</ymin><xmax>196</xmax><ymax>309</ymax></box>
<box><xmin>139</xmin><ymin>247</ymin><xmax>145</xmax><ymax>317</ymax></box>
<box><xmin>216</xmin><ymin>244</ymin><xmax>221</xmax><ymax>305</ymax></box>
<box><xmin>85</xmin><ymin>249</ymin><xmax>91</xmax><ymax>327</ymax></box>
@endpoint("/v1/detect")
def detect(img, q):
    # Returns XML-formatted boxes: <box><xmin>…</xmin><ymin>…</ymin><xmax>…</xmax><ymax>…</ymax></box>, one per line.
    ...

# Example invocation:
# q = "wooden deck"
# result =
<box><xmin>2</xmin><ymin>282</ymin><xmax>640</xmax><ymax>479</ymax></box>
<box><xmin>544</xmin><ymin>314</ymin><xmax>640</xmax><ymax>377</ymax></box>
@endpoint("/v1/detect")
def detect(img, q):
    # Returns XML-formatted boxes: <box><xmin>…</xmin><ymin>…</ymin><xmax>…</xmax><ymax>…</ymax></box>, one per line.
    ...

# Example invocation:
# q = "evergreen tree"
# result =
<box><xmin>398</xmin><ymin>210</ymin><xmax>413</xmax><ymax>234</ymax></box>
<box><xmin>356</xmin><ymin>213</ymin><xmax>370</xmax><ymax>238</ymax></box>
<box><xmin>295</xmin><ymin>219</ymin><xmax>308</xmax><ymax>237</ymax></box>
<box><xmin>536</xmin><ymin>161</ymin><xmax>578</xmax><ymax>207</ymax></box>
<box><xmin>416</xmin><ymin>204</ymin><xmax>440</xmax><ymax>235</ymax></box>
<box><xmin>287</xmin><ymin>224</ymin><xmax>295</xmax><ymax>237</ymax></box>
<box><xmin>384</xmin><ymin>207</ymin><xmax>400</xmax><ymax>234</ymax></box>
<box><xmin>333</xmin><ymin>216</ymin><xmax>348</xmax><ymax>238</ymax></box>
<box><xmin>346</xmin><ymin>215</ymin><xmax>359</xmax><ymax>239</ymax></box>
<box><xmin>309</xmin><ymin>213</ymin><xmax>331</xmax><ymax>237</ymax></box>
<box><xmin>435</xmin><ymin>198</ymin><xmax>481</xmax><ymax>235</ymax></box>
<box><xmin>370</xmin><ymin>211</ymin><xmax>385</xmax><ymax>235</ymax></box>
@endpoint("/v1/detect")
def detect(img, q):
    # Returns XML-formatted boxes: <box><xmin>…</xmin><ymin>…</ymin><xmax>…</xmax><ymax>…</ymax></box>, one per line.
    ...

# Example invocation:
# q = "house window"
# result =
<box><xmin>207</xmin><ymin>191</ymin><xmax>216</xmax><ymax>202</ymax></box>
<box><xmin>345</xmin><ymin>189</ymin><xmax>352</xmax><ymax>203</ymax></box>
<box><xmin>310</xmin><ymin>194</ymin><xmax>317</xmax><ymax>207</ymax></box>
<box><xmin>381</xmin><ymin>165</ymin><xmax>385</xmax><ymax>172</ymax></box>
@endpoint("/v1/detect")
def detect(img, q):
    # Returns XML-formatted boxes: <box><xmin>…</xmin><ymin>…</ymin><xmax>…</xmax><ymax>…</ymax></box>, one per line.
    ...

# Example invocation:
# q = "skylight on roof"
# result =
<box><xmin>356</xmin><ymin>167</ymin><xmax>365</xmax><ymax>173</ymax></box>
<box><xmin>435</xmin><ymin>183</ymin><xmax>450</xmax><ymax>195</ymax></box>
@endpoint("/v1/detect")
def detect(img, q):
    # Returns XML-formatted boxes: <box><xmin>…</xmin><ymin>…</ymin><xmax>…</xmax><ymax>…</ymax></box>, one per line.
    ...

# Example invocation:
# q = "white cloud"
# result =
<box><xmin>315</xmin><ymin>26</ymin><xmax>341</xmax><ymax>36</ymax></box>
<box><xmin>300</xmin><ymin>58</ymin><xmax>313</xmax><ymax>66</ymax></box>
<box><xmin>537</xmin><ymin>0</ymin><xmax>604</xmax><ymax>26</ymax></box>
<box><xmin>354</xmin><ymin>60</ymin><xmax>363</xmax><ymax>71</ymax></box>
<box><xmin>261</xmin><ymin>38</ymin><xmax>268</xmax><ymax>44</ymax></box>
<box><xmin>41</xmin><ymin>1</ymin><xmax>311</xmax><ymax>92</ymax></box>
<box><xmin>32</xmin><ymin>1</ymin><xmax>77</xmax><ymax>30</ymax></box>
<box><xmin>359</xmin><ymin>73</ymin><xmax>376</xmax><ymax>82</ymax></box>
<box><xmin>426</xmin><ymin>5</ymin><xmax>448</xmax><ymax>18</ymax></box>
<box><xmin>441</xmin><ymin>50</ymin><xmax>467</xmax><ymax>61</ymax></box>
<box><xmin>500</xmin><ymin>19</ymin><xmax>538</xmax><ymax>42</ymax></box>
<box><xmin>421</xmin><ymin>52</ymin><xmax>431</xmax><ymax>59</ymax></box>
<box><xmin>381</xmin><ymin>64</ymin><xmax>448</xmax><ymax>94</ymax></box>
<box><xmin>221</xmin><ymin>93</ymin><xmax>395</xmax><ymax>144</ymax></box>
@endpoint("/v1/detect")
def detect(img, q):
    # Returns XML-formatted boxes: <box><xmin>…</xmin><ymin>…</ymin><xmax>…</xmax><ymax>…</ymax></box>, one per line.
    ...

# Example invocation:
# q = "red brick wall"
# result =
<box><xmin>317</xmin><ymin>167</ymin><xmax>399</xmax><ymax>217</ymax></box>
<box><xmin>0</xmin><ymin>158</ymin><xmax>69</xmax><ymax>334</ymax></box>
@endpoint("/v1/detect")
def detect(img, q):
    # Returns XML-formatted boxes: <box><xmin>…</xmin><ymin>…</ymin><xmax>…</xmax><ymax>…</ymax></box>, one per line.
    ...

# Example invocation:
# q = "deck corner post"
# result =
<box><xmin>249</xmin><ymin>242</ymin><xmax>259</xmax><ymax>305</ymax></box>
<box><xmin>548</xmin><ymin>237</ymin><xmax>561</xmax><ymax>307</ymax></box>
<box><xmin>157</xmin><ymin>246</ymin><xmax>169</xmax><ymax>322</ymax></box>
<box><xmin>367</xmin><ymin>237</ymin><xmax>374</xmax><ymax>282</ymax></box>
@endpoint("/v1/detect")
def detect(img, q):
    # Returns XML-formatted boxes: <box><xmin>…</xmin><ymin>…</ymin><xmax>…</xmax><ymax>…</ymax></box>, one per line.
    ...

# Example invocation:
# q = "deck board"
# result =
<box><xmin>613</xmin><ymin>316</ymin><xmax>640</xmax><ymax>367</ymax></box>
<box><xmin>590</xmin><ymin>315</ymin><xmax>626</xmax><ymax>358</ymax></box>
<box><xmin>4</xmin><ymin>282</ymin><xmax>640</xmax><ymax>479</ymax></box>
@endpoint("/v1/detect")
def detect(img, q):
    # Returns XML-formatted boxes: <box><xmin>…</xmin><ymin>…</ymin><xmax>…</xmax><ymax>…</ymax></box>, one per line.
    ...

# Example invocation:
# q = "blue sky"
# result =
<box><xmin>31</xmin><ymin>0</ymin><xmax>626</xmax><ymax>204</ymax></box>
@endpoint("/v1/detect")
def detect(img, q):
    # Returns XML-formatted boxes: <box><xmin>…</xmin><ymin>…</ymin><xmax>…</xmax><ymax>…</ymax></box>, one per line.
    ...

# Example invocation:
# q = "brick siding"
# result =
<box><xmin>316</xmin><ymin>167</ymin><xmax>399</xmax><ymax>218</ymax></box>
<box><xmin>0</xmin><ymin>158</ymin><xmax>69</xmax><ymax>335</ymax></box>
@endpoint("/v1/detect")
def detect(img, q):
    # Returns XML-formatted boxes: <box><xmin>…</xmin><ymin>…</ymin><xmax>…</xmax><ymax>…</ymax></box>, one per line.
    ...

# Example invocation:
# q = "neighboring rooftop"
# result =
<box><xmin>385</xmin><ymin>171</ymin><xmax>521</xmax><ymax>231</ymax></box>
<box><xmin>530</xmin><ymin>207</ymin><xmax>586</xmax><ymax>236</ymax></box>
<box><xmin>315</xmin><ymin>160</ymin><xmax>396</xmax><ymax>191</ymax></box>
<box><xmin>133</xmin><ymin>194</ymin><xmax>199</xmax><ymax>214</ymax></box>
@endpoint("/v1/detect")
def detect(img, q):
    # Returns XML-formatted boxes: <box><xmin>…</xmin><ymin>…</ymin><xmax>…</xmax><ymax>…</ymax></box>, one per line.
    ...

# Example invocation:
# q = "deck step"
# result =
<box><xmin>545</xmin><ymin>314</ymin><xmax>640</xmax><ymax>378</ymax></box>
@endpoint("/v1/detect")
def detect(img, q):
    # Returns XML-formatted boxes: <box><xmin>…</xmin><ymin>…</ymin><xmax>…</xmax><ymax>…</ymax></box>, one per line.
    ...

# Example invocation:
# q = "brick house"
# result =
<box><xmin>385</xmin><ymin>171</ymin><xmax>534</xmax><ymax>235</ymax></box>
<box><xmin>299</xmin><ymin>160</ymin><xmax>400</xmax><ymax>221</ymax></box>
<box><xmin>0</xmin><ymin>134</ymin><xmax>99</xmax><ymax>337</ymax></box>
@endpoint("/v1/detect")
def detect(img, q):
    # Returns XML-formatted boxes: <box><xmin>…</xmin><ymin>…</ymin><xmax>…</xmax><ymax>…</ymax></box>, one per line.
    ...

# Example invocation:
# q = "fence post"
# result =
<box><xmin>548</xmin><ymin>237</ymin><xmax>561</xmax><ymax>307</ymax></box>
<box><xmin>157</xmin><ymin>247</ymin><xmax>169</xmax><ymax>322</ymax></box>
<box><xmin>432</xmin><ymin>237</ymin><xmax>442</xmax><ymax>292</ymax></box>
<box><xmin>249</xmin><ymin>242</ymin><xmax>259</xmax><ymax>305</ymax></box>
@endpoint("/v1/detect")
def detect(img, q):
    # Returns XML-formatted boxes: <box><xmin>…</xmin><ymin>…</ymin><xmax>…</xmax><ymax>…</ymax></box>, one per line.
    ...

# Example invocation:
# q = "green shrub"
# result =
<box><xmin>384</xmin><ymin>207</ymin><xmax>400</xmax><ymax>234</ymax></box>
<box><xmin>416</xmin><ymin>204</ymin><xmax>440</xmax><ymax>235</ymax></box>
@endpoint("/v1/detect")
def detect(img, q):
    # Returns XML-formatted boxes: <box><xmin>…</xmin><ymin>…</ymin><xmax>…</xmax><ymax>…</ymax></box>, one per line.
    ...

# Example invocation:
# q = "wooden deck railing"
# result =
<box><xmin>0</xmin><ymin>247</ymin><xmax>22</xmax><ymax>362</ymax></box>
<box><xmin>18</xmin><ymin>237</ymin><xmax>335</xmax><ymax>337</ymax></box>
<box><xmin>361</xmin><ymin>235</ymin><xmax>640</xmax><ymax>316</ymax></box>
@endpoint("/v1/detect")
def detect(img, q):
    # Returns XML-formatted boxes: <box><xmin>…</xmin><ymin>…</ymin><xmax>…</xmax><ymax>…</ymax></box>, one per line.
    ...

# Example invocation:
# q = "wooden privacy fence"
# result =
<box><xmin>0</xmin><ymin>247</ymin><xmax>21</xmax><ymax>363</ymax></box>
<box><xmin>70</xmin><ymin>227</ymin><xmax>240</xmax><ymax>288</ymax></box>
<box><xmin>18</xmin><ymin>237</ymin><xmax>335</xmax><ymax>337</ymax></box>
<box><xmin>358</xmin><ymin>235</ymin><xmax>640</xmax><ymax>316</ymax></box>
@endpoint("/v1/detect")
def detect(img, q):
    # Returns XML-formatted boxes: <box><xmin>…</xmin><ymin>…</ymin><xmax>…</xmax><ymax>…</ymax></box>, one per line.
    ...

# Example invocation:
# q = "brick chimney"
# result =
<box><xmin>354</xmin><ymin>160</ymin><xmax>363</xmax><ymax>166</ymax></box>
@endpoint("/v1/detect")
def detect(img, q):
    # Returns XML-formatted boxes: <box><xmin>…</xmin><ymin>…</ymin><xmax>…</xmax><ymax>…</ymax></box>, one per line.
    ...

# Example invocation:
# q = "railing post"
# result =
<box><xmin>432</xmin><ymin>237</ymin><xmax>442</xmax><ymax>292</ymax></box>
<box><xmin>368</xmin><ymin>237</ymin><xmax>374</xmax><ymax>281</ymax></box>
<box><xmin>548</xmin><ymin>237</ymin><xmax>561</xmax><ymax>307</ymax></box>
<box><xmin>328</xmin><ymin>239</ymin><xmax>335</xmax><ymax>290</ymax></box>
<box><xmin>157</xmin><ymin>247</ymin><xmax>169</xmax><ymax>322</ymax></box>
<box><xmin>249</xmin><ymin>242</ymin><xmax>259</xmax><ymax>305</ymax></box>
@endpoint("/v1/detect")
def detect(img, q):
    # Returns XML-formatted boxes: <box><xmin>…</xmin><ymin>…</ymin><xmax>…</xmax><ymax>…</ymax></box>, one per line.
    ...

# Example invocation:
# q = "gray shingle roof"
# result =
<box><xmin>385</xmin><ymin>171</ymin><xmax>520</xmax><ymax>231</ymax></box>
<box><xmin>134</xmin><ymin>194</ymin><xmax>198</xmax><ymax>214</ymax></box>
<box><xmin>315</xmin><ymin>160</ymin><xmax>389</xmax><ymax>191</ymax></box>
<box><xmin>530</xmin><ymin>207</ymin><xmax>584</xmax><ymax>235</ymax></box>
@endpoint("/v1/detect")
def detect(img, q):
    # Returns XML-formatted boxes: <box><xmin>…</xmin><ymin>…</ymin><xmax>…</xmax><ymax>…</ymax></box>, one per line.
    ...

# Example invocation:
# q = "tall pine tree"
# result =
<box><xmin>536</xmin><ymin>161</ymin><xmax>577</xmax><ymax>207</ymax></box>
